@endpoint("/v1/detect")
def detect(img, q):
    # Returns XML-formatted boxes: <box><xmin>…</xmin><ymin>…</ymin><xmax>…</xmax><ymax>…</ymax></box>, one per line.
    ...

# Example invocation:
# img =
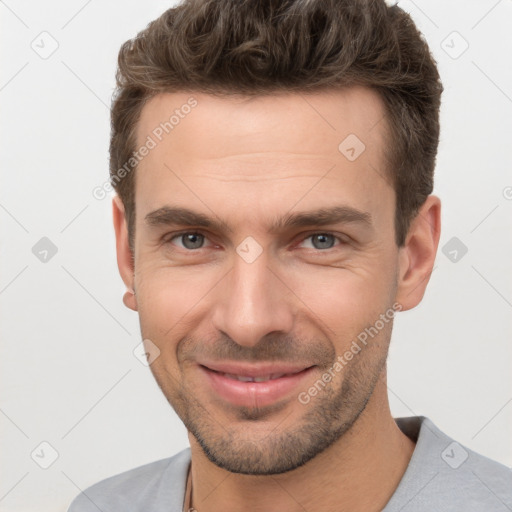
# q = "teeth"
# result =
<box><xmin>223</xmin><ymin>373</ymin><xmax>287</xmax><ymax>382</ymax></box>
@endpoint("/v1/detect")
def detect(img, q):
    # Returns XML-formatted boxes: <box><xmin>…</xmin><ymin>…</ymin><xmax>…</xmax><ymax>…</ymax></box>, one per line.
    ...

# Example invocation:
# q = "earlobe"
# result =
<box><xmin>395</xmin><ymin>195</ymin><xmax>441</xmax><ymax>311</ymax></box>
<box><xmin>112</xmin><ymin>195</ymin><xmax>138</xmax><ymax>312</ymax></box>
<box><xmin>123</xmin><ymin>288</ymin><xmax>137</xmax><ymax>310</ymax></box>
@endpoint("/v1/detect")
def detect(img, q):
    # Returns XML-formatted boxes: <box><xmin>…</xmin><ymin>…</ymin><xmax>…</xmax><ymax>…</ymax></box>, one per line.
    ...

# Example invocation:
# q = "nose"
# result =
<box><xmin>211</xmin><ymin>250</ymin><xmax>295</xmax><ymax>348</ymax></box>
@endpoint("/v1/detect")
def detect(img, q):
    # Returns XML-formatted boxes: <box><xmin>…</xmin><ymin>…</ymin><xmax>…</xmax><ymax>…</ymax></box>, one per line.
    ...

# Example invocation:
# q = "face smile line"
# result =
<box><xmin>198</xmin><ymin>361</ymin><xmax>314</xmax><ymax>379</ymax></box>
<box><xmin>197</xmin><ymin>362</ymin><xmax>317</xmax><ymax>407</ymax></box>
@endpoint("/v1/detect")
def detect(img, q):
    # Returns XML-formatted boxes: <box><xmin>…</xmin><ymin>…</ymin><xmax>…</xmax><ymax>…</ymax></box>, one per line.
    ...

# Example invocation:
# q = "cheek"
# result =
<box><xmin>135</xmin><ymin>267</ymin><xmax>221</xmax><ymax>341</ymax></box>
<box><xmin>283</xmin><ymin>260</ymin><xmax>397</xmax><ymax>334</ymax></box>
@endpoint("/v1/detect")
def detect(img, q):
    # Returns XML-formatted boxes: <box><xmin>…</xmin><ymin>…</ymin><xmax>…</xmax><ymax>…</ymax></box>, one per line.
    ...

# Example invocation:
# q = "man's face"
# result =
<box><xmin>127</xmin><ymin>87</ymin><xmax>402</xmax><ymax>474</ymax></box>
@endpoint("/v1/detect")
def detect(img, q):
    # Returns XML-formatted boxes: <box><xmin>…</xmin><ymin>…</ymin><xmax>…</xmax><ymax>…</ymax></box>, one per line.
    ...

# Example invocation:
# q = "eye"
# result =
<box><xmin>298</xmin><ymin>233</ymin><xmax>343</xmax><ymax>250</ymax></box>
<box><xmin>166</xmin><ymin>231</ymin><xmax>210</xmax><ymax>250</ymax></box>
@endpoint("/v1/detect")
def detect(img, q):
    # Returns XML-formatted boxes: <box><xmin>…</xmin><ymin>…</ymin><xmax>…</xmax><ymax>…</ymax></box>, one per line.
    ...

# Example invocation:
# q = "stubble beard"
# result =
<box><xmin>155</xmin><ymin>335</ymin><xmax>390</xmax><ymax>475</ymax></box>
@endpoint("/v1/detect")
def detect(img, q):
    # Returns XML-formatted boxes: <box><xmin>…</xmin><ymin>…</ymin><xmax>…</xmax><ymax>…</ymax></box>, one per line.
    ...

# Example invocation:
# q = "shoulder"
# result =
<box><xmin>388</xmin><ymin>416</ymin><xmax>512</xmax><ymax>512</ymax></box>
<box><xmin>67</xmin><ymin>448</ymin><xmax>191</xmax><ymax>512</ymax></box>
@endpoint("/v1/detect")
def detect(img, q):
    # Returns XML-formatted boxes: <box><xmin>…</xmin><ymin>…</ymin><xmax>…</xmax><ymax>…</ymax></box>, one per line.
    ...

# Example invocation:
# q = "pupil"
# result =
<box><xmin>313</xmin><ymin>234</ymin><xmax>334</xmax><ymax>249</ymax></box>
<box><xmin>183</xmin><ymin>233</ymin><xmax>203</xmax><ymax>249</ymax></box>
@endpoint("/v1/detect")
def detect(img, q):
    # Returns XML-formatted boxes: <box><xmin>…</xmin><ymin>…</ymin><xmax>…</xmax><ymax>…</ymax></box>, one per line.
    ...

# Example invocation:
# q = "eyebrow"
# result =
<box><xmin>145</xmin><ymin>207</ymin><xmax>233</xmax><ymax>233</ymax></box>
<box><xmin>144</xmin><ymin>205</ymin><xmax>372</xmax><ymax>233</ymax></box>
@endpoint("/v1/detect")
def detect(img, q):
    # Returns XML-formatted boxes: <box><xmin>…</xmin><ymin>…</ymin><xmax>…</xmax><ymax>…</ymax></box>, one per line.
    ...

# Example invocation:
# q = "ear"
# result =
<box><xmin>395</xmin><ymin>195</ymin><xmax>441</xmax><ymax>311</ymax></box>
<box><xmin>112</xmin><ymin>195</ymin><xmax>138</xmax><ymax>311</ymax></box>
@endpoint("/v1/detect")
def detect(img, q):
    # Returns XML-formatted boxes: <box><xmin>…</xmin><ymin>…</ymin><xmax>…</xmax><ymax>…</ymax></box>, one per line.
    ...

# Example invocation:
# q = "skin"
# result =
<box><xmin>113</xmin><ymin>87</ymin><xmax>441</xmax><ymax>512</ymax></box>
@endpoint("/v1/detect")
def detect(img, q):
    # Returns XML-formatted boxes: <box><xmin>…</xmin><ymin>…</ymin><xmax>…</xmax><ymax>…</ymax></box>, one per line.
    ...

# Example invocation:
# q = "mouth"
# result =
<box><xmin>198</xmin><ymin>362</ymin><xmax>315</xmax><ymax>408</ymax></box>
<box><xmin>217</xmin><ymin>371</ymin><xmax>299</xmax><ymax>382</ymax></box>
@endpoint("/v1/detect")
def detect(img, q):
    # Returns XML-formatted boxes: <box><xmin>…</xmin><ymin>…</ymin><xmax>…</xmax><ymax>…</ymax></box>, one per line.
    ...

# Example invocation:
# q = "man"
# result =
<box><xmin>69</xmin><ymin>0</ymin><xmax>512</xmax><ymax>510</ymax></box>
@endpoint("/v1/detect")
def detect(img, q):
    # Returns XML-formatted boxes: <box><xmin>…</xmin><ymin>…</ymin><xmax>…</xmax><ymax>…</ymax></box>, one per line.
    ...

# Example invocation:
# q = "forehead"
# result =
<box><xmin>134</xmin><ymin>87</ymin><xmax>392</xmax><ymax>228</ymax></box>
<box><xmin>136</xmin><ymin>87</ymin><xmax>388</xmax><ymax>161</ymax></box>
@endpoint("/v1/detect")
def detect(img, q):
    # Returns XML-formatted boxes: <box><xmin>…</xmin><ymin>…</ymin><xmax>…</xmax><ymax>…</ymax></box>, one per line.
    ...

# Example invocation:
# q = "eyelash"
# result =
<box><xmin>163</xmin><ymin>230</ymin><xmax>348</xmax><ymax>251</ymax></box>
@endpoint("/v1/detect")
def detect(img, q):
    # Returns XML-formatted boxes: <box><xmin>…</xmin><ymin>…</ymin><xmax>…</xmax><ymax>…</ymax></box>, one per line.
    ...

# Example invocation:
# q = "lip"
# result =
<box><xmin>198</xmin><ymin>362</ymin><xmax>315</xmax><ymax>408</ymax></box>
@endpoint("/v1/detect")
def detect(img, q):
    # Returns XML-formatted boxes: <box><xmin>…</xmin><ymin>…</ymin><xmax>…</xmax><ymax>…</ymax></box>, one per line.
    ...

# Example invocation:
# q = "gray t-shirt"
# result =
<box><xmin>67</xmin><ymin>416</ymin><xmax>512</xmax><ymax>511</ymax></box>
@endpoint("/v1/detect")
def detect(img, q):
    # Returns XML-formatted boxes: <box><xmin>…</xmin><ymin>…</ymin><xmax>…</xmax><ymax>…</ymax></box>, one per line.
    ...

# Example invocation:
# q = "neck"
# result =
<box><xmin>187</xmin><ymin>373</ymin><xmax>415</xmax><ymax>512</ymax></box>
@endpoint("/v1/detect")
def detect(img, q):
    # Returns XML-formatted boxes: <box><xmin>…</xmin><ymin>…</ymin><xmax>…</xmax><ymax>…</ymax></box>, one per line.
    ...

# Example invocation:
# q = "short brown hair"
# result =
<box><xmin>110</xmin><ymin>0</ymin><xmax>443</xmax><ymax>251</ymax></box>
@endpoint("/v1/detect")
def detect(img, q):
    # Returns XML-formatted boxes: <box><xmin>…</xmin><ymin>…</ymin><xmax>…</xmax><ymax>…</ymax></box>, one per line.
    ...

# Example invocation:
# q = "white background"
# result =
<box><xmin>1</xmin><ymin>1</ymin><xmax>511</xmax><ymax>510</ymax></box>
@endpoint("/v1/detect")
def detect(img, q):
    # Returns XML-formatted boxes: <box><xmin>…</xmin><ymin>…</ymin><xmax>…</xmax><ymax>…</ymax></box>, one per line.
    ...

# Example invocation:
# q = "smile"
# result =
<box><xmin>198</xmin><ymin>362</ymin><xmax>315</xmax><ymax>408</ymax></box>
<box><xmin>220</xmin><ymin>372</ymin><xmax>295</xmax><ymax>382</ymax></box>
